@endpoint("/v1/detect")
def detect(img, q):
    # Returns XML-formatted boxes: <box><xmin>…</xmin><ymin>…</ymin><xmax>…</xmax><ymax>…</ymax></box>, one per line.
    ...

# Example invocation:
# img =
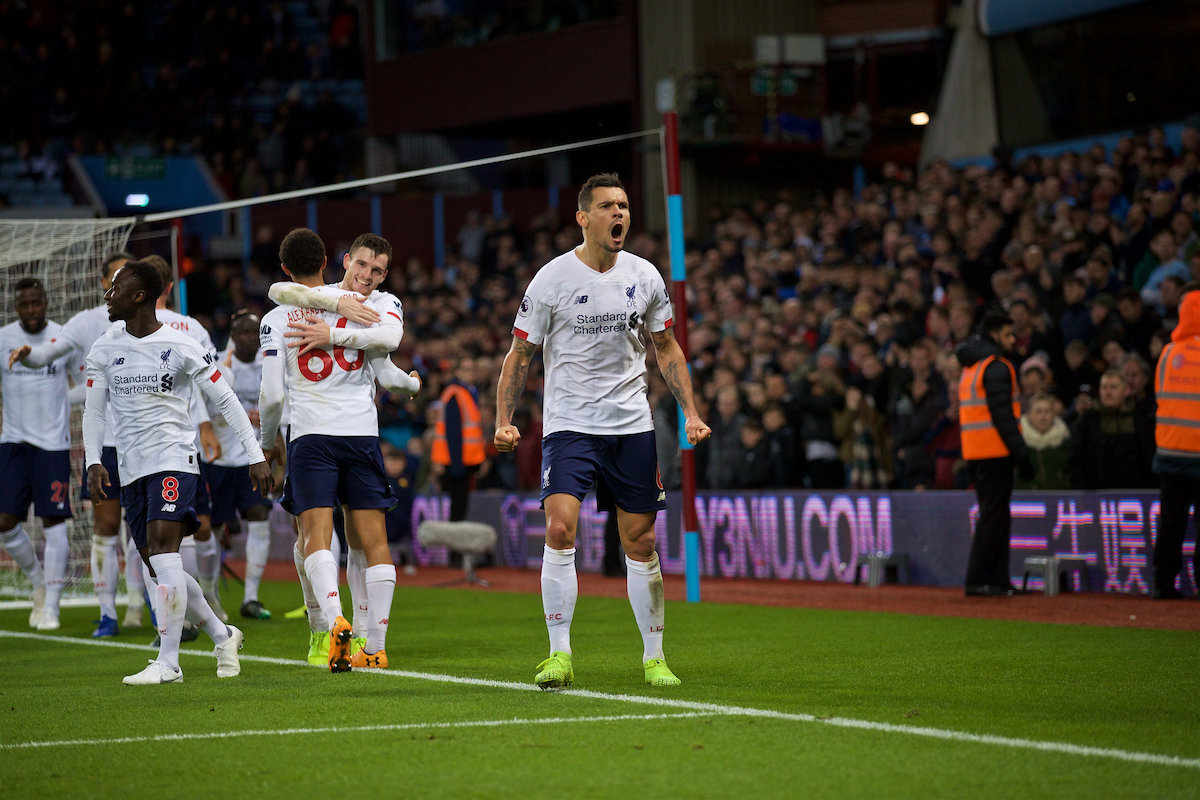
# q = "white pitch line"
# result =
<box><xmin>0</xmin><ymin>712</ymin><xmax>713</xmax><ymax>751</ymax></box>
<box><xmin>2</xmin><ymin>629</ymin><xmax>1198</xmax><ymax>770</ymax></box>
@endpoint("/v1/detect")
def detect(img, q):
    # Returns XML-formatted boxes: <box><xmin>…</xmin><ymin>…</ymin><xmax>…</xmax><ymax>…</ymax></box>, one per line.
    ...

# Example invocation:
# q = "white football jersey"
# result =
<box><xmin>0</xmin><ymin>320</ymin><xmax>83</xmax><ymax>451</ymax></box>
<box><xmin>48</xmin><ymin>303</ymin><xmax>120</xmax><ymax>447</ymax></box>
<box><xmin>513</xmin><ymin>249</ymin><xmax>674</xmax><ymax>436</ymax></box>
<box><xmin>211</xmin><ymin>346</ymin><xmax>262</xmax><ymax>467</ymax></box>
<box><xmin>85</xmin><ymin>324</ymin><xmax>221</xmax><ymax>485</ymax></box>
<box><xmin>260</xmin><ymin>285</ymin><xmax>378</xmax><ymax>441</ymax></box>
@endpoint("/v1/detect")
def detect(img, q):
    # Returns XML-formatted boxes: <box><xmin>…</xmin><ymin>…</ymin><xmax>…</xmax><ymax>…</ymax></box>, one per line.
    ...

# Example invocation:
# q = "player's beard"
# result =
<box><xmin>601</xmin><ymin>221</ymin><xmax>625</xmax><ymax>253</ymax></box>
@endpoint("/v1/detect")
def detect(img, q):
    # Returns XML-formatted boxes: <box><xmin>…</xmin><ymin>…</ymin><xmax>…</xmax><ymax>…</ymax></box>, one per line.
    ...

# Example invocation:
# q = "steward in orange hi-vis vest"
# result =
<box><xmin>1151</xmin><ymin>286</ymin><xmax>1200</xmax><ymax>599</ymax></box>
<box><xmin>954</xmin><ymin>312</ymin><xmax>1033</xmax><ymax>597</ymax></box>
<box><xmin>432</xmin><ymin>383</ymin><xmax>485</xmax><ymax>468</ymax></box>
<box><xmin>959</xmin><ymin>354</ymin><xmax>1022</xmax><ymax>460</ymax></box>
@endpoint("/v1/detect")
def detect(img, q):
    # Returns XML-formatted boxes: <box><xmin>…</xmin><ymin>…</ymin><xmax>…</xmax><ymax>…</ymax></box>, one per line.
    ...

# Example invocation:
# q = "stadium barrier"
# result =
<box><xmin>393</xmin><ymin>491</ymin><xmax>1194</xmax><ymax>595</ymax></box>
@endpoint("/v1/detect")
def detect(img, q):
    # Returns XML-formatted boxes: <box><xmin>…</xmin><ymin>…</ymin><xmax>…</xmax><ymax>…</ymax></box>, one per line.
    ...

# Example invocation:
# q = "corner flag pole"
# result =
<box><xmin>663</xmin><ymin>111</ymin><xmax>701</xmax><ymax>603</ymax></box>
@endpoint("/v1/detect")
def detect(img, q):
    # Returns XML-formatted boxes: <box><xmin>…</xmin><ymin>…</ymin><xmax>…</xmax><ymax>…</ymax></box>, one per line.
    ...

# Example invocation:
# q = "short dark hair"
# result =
<box><xmin>349</xmin><ymin>233</ymin><xmax>393</xmax><ymax>266</ymax></box>
<box><xmin>102</xmin><ymin>251</ymin><xmax>133</xmax><ymax>278</ymax></box>
<box><xmin>14</xmin><ymin>277</ymin><xmax>44</xmax><ymax>295</ymax></box>
<box><xmin>979</xmin><ymin>310</ymin><xmax>1013</xmax><ymax>338</ymax></box>
<box><xmin>578</xmin><ymin>173</ymin><xmax>625</xmax><ymax>212</ymax></box>
<box><xmin>279</xmin><ymin>228</ymin><xmax>326</xmax><ymax>277</ymax></box>
<box><xmin>122</xmin><ymin>259</ymin><xmax>164</xmax><ymax>303</ymax></box>
<box><xmin>230</xmin><ymin>309</ymin><xmax>259</xmax><ymax>330</ymax></box>
<box><xmin>1062</xmin><ymin>274</ymin><xmax>1085</xmax><ymax>289</ymax></box>
<box><xmin>142</xmin><ymin>254</ymin><xmax>173</xmax><ymax>296</ymax></box>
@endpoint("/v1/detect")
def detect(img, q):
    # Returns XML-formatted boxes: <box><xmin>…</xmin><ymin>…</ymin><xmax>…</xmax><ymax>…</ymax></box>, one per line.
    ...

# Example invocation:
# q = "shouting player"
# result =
<box><xmin>10</xmin><ymin>252</ymin><xmax>142</xmax><ymax>636</ymax></box>
<box><xmin>494</xmin><ymin>173</ymin><xmax>711</xmax><ymax>689</ymax></box>
<box><xmin>84</xmin><ymin>260</ymin><xmax>271</xmax><ymax>685</ymax></box>
<box><xmin>259</xmin><ymin>229</ymin><xmax>419</xmax><ymax>672</ymax></box>
<box><xmin>209</xmin><ymin>310</ymin><xmax>274</xmax><ymax>620</ymax></box>
<box><xmin>0</xmin><ymin>278</ymin><xmax>84</xmax><ymax>629</ymax></box>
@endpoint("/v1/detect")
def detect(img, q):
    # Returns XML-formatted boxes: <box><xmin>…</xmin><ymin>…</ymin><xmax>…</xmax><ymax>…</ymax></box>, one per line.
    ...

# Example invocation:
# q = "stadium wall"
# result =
<box><xmin>400</xmin><ymin>490</ymin><xmax>1194</xmax><ymax>594</ymax></box>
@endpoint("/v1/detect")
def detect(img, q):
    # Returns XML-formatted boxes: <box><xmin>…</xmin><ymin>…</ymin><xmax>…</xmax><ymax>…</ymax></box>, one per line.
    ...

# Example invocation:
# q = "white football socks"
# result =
<box><xmin>626</xmin><ymin>553</ymin><xmax>666</xmax><ymax>662</ymax></box>
<box><xmin>364</xmin><ymin>563</ymin><xmax>396</xmax><ymax>654</ymax></box>
<box><xmin>541</xmin><ymin>545</ymin><xmax>577</xmax><ymax>655</ymax></box>
<box><xmin>0</xmin><ymin>524</ymin><xmax>43</xmax><ymax>587</ymax></box>
<box><xmin>195</xmin><ymin>535</ymin><xmax>219</xmax><ymax>594</ymax></box>
<box><xmin>304</xmin><ymin>549</ymin><xmax>343</xmax><ymax>628</ymax></box>
<box><xmin>347</xmin><ymin>547</ymin><xmax>369</xmax><ymax>638</ymax></box>
<box><xmin>91</xmin><ymin>534</ymin><xmax>119</xmax><ymax>619</ymax></box>
<box><xmin>181</xmin><ymin>568</ymin><xmax>229</xmax><ymax>645</ymax></box>
<box><xmin>294</xmin><ymin>541</ymin><xmax>326</xmax><ymax>632</ymax></box>
<box><xmin>149</xmin><ymin>553</ymin><xmax>186</xmax><ymax>671</ymax></box>
<box><xmin>243</xmin><ymin>520</ymin><xmax>272</xmax><ymax>603</ymax></box>
<box><xmin>42</xmin><ymin>525</ymin><xmax>68</xmax><ymax>614</ymax></box>
<box><xmin>179</xmin><ymin>535</ymin><xmax>199</xmax><ymax>581</ymax></box>
<box><xmin>122</xmin><ymin>522</ymin><xmax>145</xmax><ymax>607</ymax></box>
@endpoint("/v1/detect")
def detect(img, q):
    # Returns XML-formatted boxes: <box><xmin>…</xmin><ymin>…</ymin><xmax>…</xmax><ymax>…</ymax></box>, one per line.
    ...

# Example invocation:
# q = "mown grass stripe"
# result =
<box><xmin>2</xmin><ymin>629</ymin><xmax>1197</xmax><ymax>770</ymax></box>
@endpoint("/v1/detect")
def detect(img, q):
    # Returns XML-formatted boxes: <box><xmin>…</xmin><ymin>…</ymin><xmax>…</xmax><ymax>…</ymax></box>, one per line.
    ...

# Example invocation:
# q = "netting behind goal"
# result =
<box><xmin>0</xmin><ymin>218</ymin><xmax>137</xmax><ymax>600</ymax></box>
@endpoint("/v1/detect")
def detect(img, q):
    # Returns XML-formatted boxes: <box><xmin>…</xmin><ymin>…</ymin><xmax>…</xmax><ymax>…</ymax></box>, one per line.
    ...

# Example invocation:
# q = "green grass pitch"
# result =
<box><xmin>1</xmin><ymin>580</ymin><xmax>1198</xmax><ymax>799</ymax></box>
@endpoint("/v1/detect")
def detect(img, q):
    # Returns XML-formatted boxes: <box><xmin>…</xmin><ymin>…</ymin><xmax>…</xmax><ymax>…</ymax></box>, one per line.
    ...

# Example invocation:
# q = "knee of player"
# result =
<box><xmin>245</xmin><ymin>506</ymin><xmax>270</xmax><ymax>522</ymax></box>
<box><xmin>544</xmin><ymin>519</ymin><xmax>576</xmax><ymax>549</ymax></box>
<box><xmin>620</xmin><ymin>525</ymin><xmax>657</xmax><ymax>557</ymax></box>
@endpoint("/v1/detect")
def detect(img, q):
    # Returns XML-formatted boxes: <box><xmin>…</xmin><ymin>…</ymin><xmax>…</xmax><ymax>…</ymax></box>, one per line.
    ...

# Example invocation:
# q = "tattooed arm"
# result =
<box><xmin>494</xmin><ymin>336</ymin><xmax>538</xmax><ymax>452</ymax></box>
<box><xmin>650</xmin><ymin>327</ymin><xmax>712</xmax><ymax>445</ymax></box>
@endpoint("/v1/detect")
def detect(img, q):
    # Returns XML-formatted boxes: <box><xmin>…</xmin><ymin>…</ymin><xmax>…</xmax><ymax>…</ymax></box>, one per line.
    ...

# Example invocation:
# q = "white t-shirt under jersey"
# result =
<box><xmin>85</xmin><ymin>324</ymin><xmax>221</xmax><ymax>485</ymax></box>
<box><xmin>212</xmin><ymin>346</ymin><xmax>262</xmax><ymax>467</ymax></box>
<box><xmin>260</xmin><ymin>285</ymin><xmax>378</xmax><ymax>442</ymax></box>
<box><xmin>0</xmin><ymin>320</ymin><xmax>83</xmax><ymax>451</ymax></box>
<box><xmin>513</xmin><ymin>249</ymin><xmax>674</xmax><ymax>436</ymax></box>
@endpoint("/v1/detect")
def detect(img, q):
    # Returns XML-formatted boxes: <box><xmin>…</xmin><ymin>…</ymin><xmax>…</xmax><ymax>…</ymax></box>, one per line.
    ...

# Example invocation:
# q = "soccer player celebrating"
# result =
<box><xmin>494</xmin><ymin>173</ymin><xmax>711</xmax><ymax>689</ymax></box>
<box><xmin>258</xmin><ymin>229</ymin><xmax>419</xmax><ymax>672</ymax></box>
<box><xmin>83</xmin><ymin>260</ymin><xmax>272</xmax><ymax>685</ymax></box>
<box><xmin>9</xmin><ymin>252</ymin><xmax>141</xmax><ymax>636</ymax></box>
<box><xmin>264</xmin><ymin>233</ymin><xmax>407</xmax><ymax>660</ymax></box>
<box><xmin>209</xmin><ymin>310</ymin><xmax>274</xmax><ymax>620</ymax></box>
<box><xmin>0</xmin><ymin>278</ymin><xmax>84</xmax><ymax>630</ymax></box>
<box><xmin>142</xmin><ymin>255</ymin><xmax>227</xmax><ymax>621</ymax></box>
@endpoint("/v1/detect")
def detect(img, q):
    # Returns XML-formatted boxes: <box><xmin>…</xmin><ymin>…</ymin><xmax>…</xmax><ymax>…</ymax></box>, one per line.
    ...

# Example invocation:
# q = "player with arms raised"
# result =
<box><xmin>494</xmin><ymin>173</ymin><xmax>711</xmax><ymax>689</ymax></box>
<box><xmin>0</xmin><ymin>278</ymin><xmax>84</xmax><ymax>630</ymax></box>
<box><xmin>84</xmin><ymin>260</ymin><xmax>272</xmax><ymax>685</ymax></box>
<box><xmin>258</xmin><ymin>229</ymin><xmax>419</xmax><ymax>672</ymax></box>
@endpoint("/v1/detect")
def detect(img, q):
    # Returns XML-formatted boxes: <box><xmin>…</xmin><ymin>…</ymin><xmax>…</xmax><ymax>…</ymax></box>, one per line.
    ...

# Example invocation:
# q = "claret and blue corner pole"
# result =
<box><xmin>663</xmin><ymin>111</ymin><xmax>701</xmax><ymax>603</ymax></box>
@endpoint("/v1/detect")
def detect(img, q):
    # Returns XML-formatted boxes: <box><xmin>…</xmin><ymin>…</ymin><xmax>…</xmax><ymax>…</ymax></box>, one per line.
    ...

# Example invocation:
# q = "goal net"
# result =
<box><xmin>0</xmin><ymin>217</ymin><xmax>137</xmax><ymax>601</ymax></box>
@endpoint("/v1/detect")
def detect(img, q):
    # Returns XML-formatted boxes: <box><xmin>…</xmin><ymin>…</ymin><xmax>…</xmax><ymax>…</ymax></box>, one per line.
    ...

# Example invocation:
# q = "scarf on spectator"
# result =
<box><xmin>848</xmin><ymin>407</ymin><xmax>890</xmax><ymax>489</ymax></box>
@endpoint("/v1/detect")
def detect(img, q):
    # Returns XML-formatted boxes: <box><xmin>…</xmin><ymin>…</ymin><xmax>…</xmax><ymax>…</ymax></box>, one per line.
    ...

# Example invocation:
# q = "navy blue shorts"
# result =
<box><xmin>0</xmin><ymin>442</ymin><xmax>72</xmax><ymax>519</ymax></box>
<box><xmin>121</xmin><ymin>472</ymin><xmax>200</xmax><ymax>551</ymax></box>
<box><xmin>540</xmin><ymin>431</ymin><xmax>666</xmax><ymax>514</ymax></box>
<box><xmin>206</xmin><ymin>463</ymin><xmax>271</xmax><ymax>525</ymax></box>
<box><xmin>194</xmin><ymin>458</ymin><xmax>212</xmax><ymax>517</ymax></box>
<box><xmin>79</xmin><ymin>446</ymin><xmax>120</xmax><ymax>501</ymax></box>
<box><xmin>281</xmin><ymin>434</ymin><xmax>393</xmax><ymax>515</ymax></box>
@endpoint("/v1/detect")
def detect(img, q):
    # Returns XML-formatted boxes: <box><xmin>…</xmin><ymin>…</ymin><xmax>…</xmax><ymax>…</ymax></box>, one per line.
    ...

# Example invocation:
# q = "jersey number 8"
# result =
<box><xmin>298</xmin><ymin>319</ymin><xmax>363</xmax><ymax>382</ymax></box>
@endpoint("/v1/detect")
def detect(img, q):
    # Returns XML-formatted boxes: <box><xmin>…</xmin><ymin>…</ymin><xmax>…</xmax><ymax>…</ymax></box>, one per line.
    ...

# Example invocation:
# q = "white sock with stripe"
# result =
<box><xmin>304</xmin><ymin>549</ymin><xmax>343</xmax><ymax>628</ymax></box>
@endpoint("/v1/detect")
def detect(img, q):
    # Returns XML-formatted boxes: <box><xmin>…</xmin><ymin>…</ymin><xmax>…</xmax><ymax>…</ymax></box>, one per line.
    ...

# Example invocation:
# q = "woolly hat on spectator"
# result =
<box><xmin>1020</xmin><ymin>354</ymin><xmax>1049</xmax><ymax>377</ymax></box>
<box><xmin>816</xmin><ymin>343</ymin><xmax>841</xmax><ymax>365</ymax></box>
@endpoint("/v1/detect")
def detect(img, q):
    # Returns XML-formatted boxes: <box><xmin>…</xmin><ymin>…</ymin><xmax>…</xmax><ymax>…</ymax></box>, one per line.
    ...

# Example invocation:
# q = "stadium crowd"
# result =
<box><xmin>177</xmin><ymin>122</ymin><xmax>1200</xmax><ymax>500</ymax></box>
<box><xmin>0</xmin><ymin>0</ymin><xmax>362</xmax><ymax>204</ymax></box>
<box><xmin>390</xmin><ymin>0</ymin><xmax>623</xmax><ymax>55</ymax></box>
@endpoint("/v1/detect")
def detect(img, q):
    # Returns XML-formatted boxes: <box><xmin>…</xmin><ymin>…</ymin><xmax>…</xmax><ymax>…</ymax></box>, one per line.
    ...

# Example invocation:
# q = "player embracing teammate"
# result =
<box><xmin>495</xmin><ymin>173</ymin><xmax>711</xmax><ymax>688</ymax></box>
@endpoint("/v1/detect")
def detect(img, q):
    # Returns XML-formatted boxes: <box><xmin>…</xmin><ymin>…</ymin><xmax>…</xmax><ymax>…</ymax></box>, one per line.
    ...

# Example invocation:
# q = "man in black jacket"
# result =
<box><xmin>1067</xmin><ymin>370</ymin><xmax>1158</xmax><ymax>490</ymax></box>
<box><xmin>956</xmin><ymin>312</ymin><xmax>1036</xmax><ymax>596</ymax></box>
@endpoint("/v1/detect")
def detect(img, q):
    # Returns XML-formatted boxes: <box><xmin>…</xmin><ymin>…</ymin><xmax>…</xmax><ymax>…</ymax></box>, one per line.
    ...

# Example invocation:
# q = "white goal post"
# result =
<box><xmin>0</xmin><ymin>217</ymin><xmax>137</xmax><ymax>601</ymax></box>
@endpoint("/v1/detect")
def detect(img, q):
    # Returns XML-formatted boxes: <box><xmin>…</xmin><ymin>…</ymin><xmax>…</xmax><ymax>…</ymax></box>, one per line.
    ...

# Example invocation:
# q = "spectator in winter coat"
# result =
<box><xmin>1067</xmin><ymin>369</ymin><xmax>1158</xmax><ymax>489</ymax></box>
<box><xmin>706</xmin><ymin>386</ymin><xmax>747</xmax><ymax>490</ymax></box>
<box><xmin>732</xmin><ymin>419</ymin><xmax>772</xmax><ymax>489</ymax></box>
<box><xmin>1015</xmin><ymin>393</ymin><xmax>1071</xmax><ymax>490</ymax></box>
<box><xmin>834</xmin><ymin>386</ymin><xmax>893</xmax><ymax>489</ymax></box>
<box><xmin>762</xmin><ymin>403</ymin><xmax>800</xmax><ymax>488</ymax></box>
<box><xmin>1059</xmin><ymin>275</ymin><xmax>1093</xmax><ymax>345</ymax></box>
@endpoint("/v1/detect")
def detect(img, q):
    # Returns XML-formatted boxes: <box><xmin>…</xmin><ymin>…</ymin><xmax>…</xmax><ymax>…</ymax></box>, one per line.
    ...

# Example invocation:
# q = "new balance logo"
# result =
<box><xmin>379</xmin><ymin>618</ymin><xmax>389</xmax><ymax>624</ymax></box>
<box><xmin>326</xmin><ymin>591</ymin><xmax>338</xmax><ymax>598</ymax></box>
<box><xmin>161</xmin><ymin>503</ymin><xmax>176</xmax><ymax>512</ymax></box>
<box><xmin>657</xmin><ymin>491</ymin><xmax>666</xmax><ymax>502</ymax></box>
<box><xmin>111</xmin><ymin>357</ymin><xmax>124</xmax><ymax>365</ymax></box>
<box><xmin>574</xmin><ymin>295</ymin><xmax>588</xmax><ymax>304</ymax></box>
